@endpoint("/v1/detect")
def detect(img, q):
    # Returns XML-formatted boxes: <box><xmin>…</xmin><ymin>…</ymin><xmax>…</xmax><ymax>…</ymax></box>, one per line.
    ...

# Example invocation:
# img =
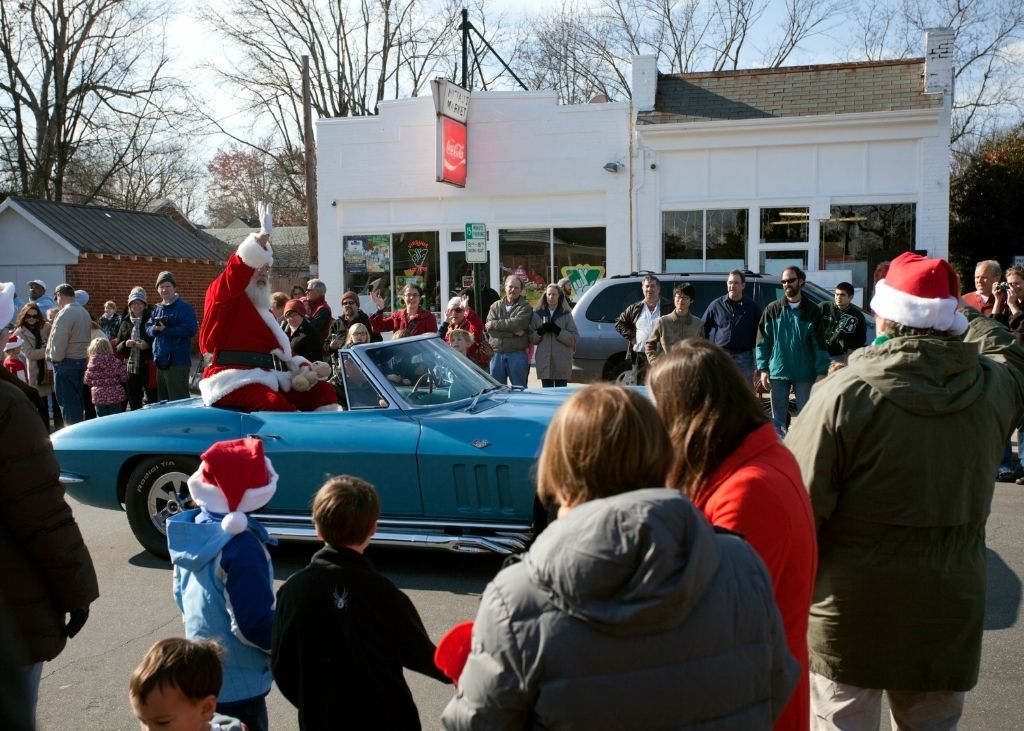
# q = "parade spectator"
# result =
<box><xmin>129</xmin><ymin>638</ymin><xmax>245</xmax><ymax>731</ymax></box>
<box><xmin>785</xmin><ymin>252</ymin><xmax>1024</xmax><ymax>729</ymax></box>
<box><xmin>447</xmin><ymin>328</ymin><xmax>474</xmax><ymax>358</ymax></box>
<box><xmin>648</xmin><ymin>340</ymin><xmax>817</xmax><ymax>731</ymax></box>
<box><xmin>530</xmin><ymin>283</ymin><xmax>578</xmax><ymax>387</ymax></box>
<box><xmin>12</xmin><ymin>303</ymin><xmax>54</xmax><ymax>426</ymax></box>
<box><xmin>325</xmin><ymin>291</ymin><xmax>381</xmax><ymax>368</ymax></box>
<box><xmin>302</xmin><ymin>279</ymin><xmax>333</xmax><ymax>341</ymax></box>
<box><xmin>442</xmin><ymin>383</ymin><xmax>797</xmax><ymax>730</ymax></box>
<box><xmin>478</xmin><ymin>286</ymin><xmax>500</xmax><ymax>314</ymax></box>
<box><xmin>99</xmin><ymin>300</ymin><xmax>121</xmax><ymax>342</ymax></box>
<box><xmin>198</xmin><ymin>207</ymin><xmax>338</xmax><ymax>413</ymax></box>
<box><xmin>484</xmin><ymin>275</ymin><xmax>533</xmax><ymax>387</ymax></box>
<box><xmin>282</xmin><ymin>299</ymin><xmax>323</xmax><ymax>363</ymax></box>
<box><xmin>999</xmin><ymin>265</ymin><xmax>1024</xmax><ymax>483</ymax></box>
<box><xmin>290</xmin><ymin>284</ymin><xmax>305</xmax><ymax>299</ymax></box>
<box><xmin>84</xmin><ymin>337</ymin><xmax>127</xmax><ymax>416</ymax></box>
<box><xmin>4</xmin><ymin>334</ymin><xmax>29</xmax><ymax>384</ymax></box>
<box><xmin>116</xmin><ymin>287</ymin><xmax>157</xmax><ymax>410</ymax></box>
<box><xmin>344</xmin><ymin>322</ymin><xmax>371</xmax><ymax>348</ymax></box>
<box><xmin>614</xmin><ymin>274</ymin><xmax>673</xmax><ymax>384</ymax></box>
<box><xmin>702</xmin><ymin>269</ymin><xmax>763</xmax><ymax>386</ymax></box>
<box><xmin>168</xmin><ymin>438</ymin><xmax>278</xmax><ymax>731</ymax></box>
<box><xmin>557</xmin><ymin>276</ymin><xmax>575</xmax><ymax>308</ymax></box>
<box><xmin>444</xmin><ymin>296</ymin><xmax>489</xmax><ymax>369</ymax></box>
<box><xmin>46</xmin><ymin>283</ymin><xmax>91</xmax><ymax>425</ymax></box>
<box><xmin>0</xmin><ymin>282</ymin><xmax>99</xmax><ymax>725</ymax></box>
<box><xmin>644</xmin><ymin>282</ymin><xmax>703</xmax><ymax>366</ymax></box>
<box><xmin>756</xmin><ymin>266</ymin><xmax>830</xmax><ymax>438</ymax></box>
<box><xmin>273</xmin><ymin>476</ymin><xmax>449</xmax><ymax>729</ymax></box>
<box><xmin>270</xmin><ymin>291</ymin><xmax>288</xmax><ymax>325</ymax></box>
<box><xmin>369</xmin><ymin>283</ymin><xmax>438</xmax><ymax>338</ymax></box>
<box><xmin>147</xmin><ymin>271</ymin><xmax>199</xmax><ymax>402</ymax></box>
<box><xmin>962</xmin><ymin>259</ymin><xmax>1001</xmax><ymax>316</ymax></box>
<box><xmin>820</xmin><ymin>282</ymin><xmax>867</xmax><ymax>365</ymax></box>
<box><xmin>25</xmin><ymin>279</ymin><xmax>55</xmax><ymax>318</ymax></box>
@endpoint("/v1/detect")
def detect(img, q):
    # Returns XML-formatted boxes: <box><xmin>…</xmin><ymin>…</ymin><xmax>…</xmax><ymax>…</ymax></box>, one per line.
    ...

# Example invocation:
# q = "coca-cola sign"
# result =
<box><xmin>437</xmin><ymin>116</ymin><xmax>467</xmax><ymax>187</ymax></box>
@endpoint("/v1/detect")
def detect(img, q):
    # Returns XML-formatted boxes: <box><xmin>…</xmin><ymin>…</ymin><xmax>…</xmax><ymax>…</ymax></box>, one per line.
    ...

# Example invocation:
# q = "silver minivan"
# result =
<box><xmin>570</xmin><ymin>271</ymin><xmax>874</xmax><ymax>382</ymax></box>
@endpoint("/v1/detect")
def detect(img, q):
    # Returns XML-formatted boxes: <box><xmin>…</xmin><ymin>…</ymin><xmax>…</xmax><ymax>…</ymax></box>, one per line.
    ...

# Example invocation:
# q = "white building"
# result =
<box><xmin>316</xmin><ymin>29</ymin><xmax>953</xmax><ymax>311</ymax></box>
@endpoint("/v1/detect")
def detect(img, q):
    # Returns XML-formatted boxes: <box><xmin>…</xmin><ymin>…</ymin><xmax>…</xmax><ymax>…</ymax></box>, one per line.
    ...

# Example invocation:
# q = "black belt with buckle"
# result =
<box><xmin>214</xmin><ymin>350</ymin><xmax>290</xmax><ymax>372</ymax></box>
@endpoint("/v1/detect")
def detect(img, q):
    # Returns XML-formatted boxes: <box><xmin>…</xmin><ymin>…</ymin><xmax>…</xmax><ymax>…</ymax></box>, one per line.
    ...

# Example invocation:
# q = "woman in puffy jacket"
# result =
<box><xmin>442</xmin><ymin>383</ymin><xmax>797</xmax><ymax>731</ymax></box>
<box><xmin>529</xmin><ymin>283</ymin><xmax>577</xmax><ymax>387</ymax></box>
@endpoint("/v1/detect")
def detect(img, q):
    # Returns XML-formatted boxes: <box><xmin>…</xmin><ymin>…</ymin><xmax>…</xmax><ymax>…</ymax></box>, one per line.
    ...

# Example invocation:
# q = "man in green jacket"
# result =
<box><xmin>786</xmin><ymin>252</ymin><xmax>1024</xmax><ymax>730</ymax></box>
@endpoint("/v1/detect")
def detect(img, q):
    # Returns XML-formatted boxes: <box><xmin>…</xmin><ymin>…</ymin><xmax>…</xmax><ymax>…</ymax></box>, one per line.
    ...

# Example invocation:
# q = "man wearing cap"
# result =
<box><xmin>45</xmin><ymin>283</ymin><xmax>92</xmax><ymax>425</ymax></box>
<box><xmin>26</xmin><ymin>280</ymin><xmax>55</xmax><ymax>319</ymax></box>
<box><xmin>785</xmin><ymin>252</ymin><xmax>1024</xmax><ymax>729</ymax></box>
<box><xmin>557</xmin><ymin>277</ymin><xmax>575</xmax><ymax>309</ymax></box>
<box><xmin>301</xmin><ymin>279</ymin><xmax>332</xmax><ymax>341</ymax></box>
<box><xmin>146</xmin><ymin>271</ymin><xmax>198</xmax><ymax>402</ymax></box>
<box><xmin>324</xmin><ymin>291</ymin><xmax>381</xmax><ymax>367</ymax></box>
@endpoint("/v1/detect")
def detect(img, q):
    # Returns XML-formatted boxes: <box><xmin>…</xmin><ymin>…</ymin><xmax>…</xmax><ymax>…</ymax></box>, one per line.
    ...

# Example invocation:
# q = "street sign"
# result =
<box><xmin>465</xmin><ymin>222</ymin><xmax>487</xmax><ymax>263</ymax></box>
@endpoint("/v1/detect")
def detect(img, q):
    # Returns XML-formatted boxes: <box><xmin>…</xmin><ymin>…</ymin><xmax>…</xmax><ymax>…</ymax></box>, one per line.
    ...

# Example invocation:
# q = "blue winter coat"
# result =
<box><xmin>146</xmin><ymin>296</ymin><xmax>198</xmax><ymax>368</ymax></box>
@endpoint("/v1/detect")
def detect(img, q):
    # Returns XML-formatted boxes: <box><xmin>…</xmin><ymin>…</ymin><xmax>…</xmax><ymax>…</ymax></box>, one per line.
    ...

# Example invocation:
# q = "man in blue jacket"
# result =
<box><xmin>702</xmin><ymin>269</ymin><xmax>763</xmax><ymax>387</ymax></box>
<box><xmin>756</xmin><ymin>266</ymin><xmax>830</xmax><ymax>437</ymax></box>
<box><xmin>147</xmin><ymin>270</ymin><xmax>198</xmax><ymax>401</ymax></box>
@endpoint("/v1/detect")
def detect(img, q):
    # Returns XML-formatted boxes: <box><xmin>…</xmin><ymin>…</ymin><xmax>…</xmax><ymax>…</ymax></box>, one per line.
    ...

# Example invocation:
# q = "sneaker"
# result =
<box><xmin>997</xmin><ymin>470</ymin><xmax>1017</xmax><ymax>482</ymax></box>
<box><xmin>1016</xmin><ymin>475</ymin><xmax>1024</xmax><ymax>485</ymax></box>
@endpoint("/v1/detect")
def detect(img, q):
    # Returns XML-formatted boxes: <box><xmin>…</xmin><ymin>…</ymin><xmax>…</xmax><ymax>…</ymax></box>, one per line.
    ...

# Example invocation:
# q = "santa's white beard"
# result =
<box><xmin>246</xmin><ymin>275</ymin><xmax>271</xmax><ymax>310</ymax></box>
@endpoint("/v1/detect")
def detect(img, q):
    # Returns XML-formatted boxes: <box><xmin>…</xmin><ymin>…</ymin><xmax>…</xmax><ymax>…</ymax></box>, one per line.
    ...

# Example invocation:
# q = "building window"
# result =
<box><xmin>759</xmin><ymin>250</ymin><xmax>808</xmax><ymax>276</ymax></box>
<box><xmin>820</xmin><ymin>203</ymin><xmax>916</xmax><ymax>290</ymax></box>
<box><xmin>342</xmin><ymin>231</ymin><xmax>441</xmax><ymax>313</ymax></box>
<box><xmin>760</xmin><ymin>207</ymin><xmax>809</xmax><ymax>244</ymax></box>
<box><xmin>663</xmin><ymin>208</ymin><xmax>747</xmax><ymax>273</ymax></box>
<box><xmin>499</xmin><ymin>227</ymin><xmax>606</xmax><ymax>306</ymax></box>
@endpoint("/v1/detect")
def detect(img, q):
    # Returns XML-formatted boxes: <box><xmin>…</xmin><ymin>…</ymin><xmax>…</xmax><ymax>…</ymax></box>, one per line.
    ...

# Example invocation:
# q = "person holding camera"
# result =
<box><xmin>146</xmin><ymin>271</ymin><xmax>198</xmax><ymax>402</ymax></box>
<box><xmin>963</xmin><ymin>260</ymin><xmax>1003</xmax><ymax>317</ymax></box>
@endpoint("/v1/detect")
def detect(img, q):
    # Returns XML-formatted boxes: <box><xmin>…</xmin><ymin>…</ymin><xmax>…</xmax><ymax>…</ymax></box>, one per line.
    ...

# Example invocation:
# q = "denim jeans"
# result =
<box><xmin>490</xmin><ymin>350</ymin><xmax>528</xmax><ymax>387</ymax></box>
<box><xmin>769</xmin><ymin>379</ymin><xmax>812</xmax><ymax>438</ymax></box>
<box><xmin>218</xmin><ymin>697</ymin><xmax>268</xmax><ymax>731</ymax></box>
<box><xmin>54</xmin><ymin>358</ymin><xmax>87</xmax><ymax>425</ymax></box>
<box><xmin>95</xmin><ymin>402</ymin><xmax>125</xmax><ymax>417</ymax></box>
<box><xmin>541</xmin><ymin>379</ymin><xmax>567</xmax><ymax>387</ymax></box>
<box><xmin>156</xmin><ymin>364</ymin><xmax>190</xmax><ymax>401</ymax></box>
<box><xmin>729</xmin><ymin>350</ymin><xmax>755</xmax><ymax>388</ymax></box>
<box><xmin>22</xmin><ymin>662</ymin><xmax>42</xmax><ymax>726</ymax></box>
<box><xmin>998</xmin><ymin>419</ymin><xmax>1024</xmax><ymax>477</ymax></box>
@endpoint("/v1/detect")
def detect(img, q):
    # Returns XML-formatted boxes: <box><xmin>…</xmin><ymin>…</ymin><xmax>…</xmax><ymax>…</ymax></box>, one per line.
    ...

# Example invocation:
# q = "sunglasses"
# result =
<box><xmin>342</xmin><ymin>300</ymin><xmax>357</xmax><ymax>306</ymax></box>
<box><xmin>450</xmin><ymin>307</ymin><xmax>464</xmax><ymax>313</ymax></box>
<box><xmin>781</xmin><ymin>278</ymin><xmax>799</xmax><ymax>284</ymax></box>
<box><xmin>25</xmin><ymin>313</ymin><xmax>39</xmax><ymax>319</ymax></box>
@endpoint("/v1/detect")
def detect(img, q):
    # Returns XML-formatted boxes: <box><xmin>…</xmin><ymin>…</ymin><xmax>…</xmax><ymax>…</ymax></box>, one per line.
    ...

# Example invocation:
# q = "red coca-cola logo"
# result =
<box><xmin>441</xmin><ymin>117</ymin><xmax>467</xmax><ymax>186</ymax></box>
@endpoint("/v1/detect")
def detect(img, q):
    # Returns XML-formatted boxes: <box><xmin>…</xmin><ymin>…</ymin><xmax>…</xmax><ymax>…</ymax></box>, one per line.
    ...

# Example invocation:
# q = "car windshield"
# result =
<box><xmin>362</xmin><ymin>335</ymin><xmax>501</xmax><ymax>407</ymax></box>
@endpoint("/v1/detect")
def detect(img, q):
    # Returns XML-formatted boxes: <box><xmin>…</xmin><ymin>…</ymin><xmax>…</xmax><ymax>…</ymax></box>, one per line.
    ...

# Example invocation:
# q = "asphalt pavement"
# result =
<box><xmin>34</xmin><ymin>483</ymin><xmax>1023</xmax><ymax>730</ymax></box>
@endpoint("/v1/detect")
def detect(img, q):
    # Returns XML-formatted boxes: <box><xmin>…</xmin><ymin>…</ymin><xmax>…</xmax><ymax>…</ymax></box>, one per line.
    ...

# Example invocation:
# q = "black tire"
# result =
<box><xmin>125</xmin><ymin>456</ymin><xmax>199</xmax><ymax>559</ymax></box>
<box><xmin>602</xmin><ymin>354</ymin><xmax>632</xmax><ymax>382</ymax></box>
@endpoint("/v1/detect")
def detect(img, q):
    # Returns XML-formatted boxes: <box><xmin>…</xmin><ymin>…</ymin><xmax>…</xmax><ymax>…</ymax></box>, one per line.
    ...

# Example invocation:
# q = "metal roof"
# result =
<box><xmin>203</xmin><ymin>227</ymin><xmax>311</xmax><ymax>270</ymax></box>
<box><xmin>9</xmin><ymin>197</ymin><xmax>224</xmax><ymax>261</ymax></box>
<box><xmin>640</xmin><ymin>58</ymin><xmax>941</xmax><ymax>125</ymax></box>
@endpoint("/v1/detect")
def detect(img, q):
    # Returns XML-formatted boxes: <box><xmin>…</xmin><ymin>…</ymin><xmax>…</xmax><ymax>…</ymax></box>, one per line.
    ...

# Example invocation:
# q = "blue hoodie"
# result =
<box><xmin>167</xmin><ymin>509</ymin><xmax>275</xmax><ymax>704</ymax></box>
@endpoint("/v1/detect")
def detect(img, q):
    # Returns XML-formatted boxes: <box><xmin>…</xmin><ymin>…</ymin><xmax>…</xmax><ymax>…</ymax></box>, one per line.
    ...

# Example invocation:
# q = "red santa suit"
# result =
<box><xmin>198</xmin><ymin>234</ymin><xmax>339</xmax><ymax>412</ymax></box>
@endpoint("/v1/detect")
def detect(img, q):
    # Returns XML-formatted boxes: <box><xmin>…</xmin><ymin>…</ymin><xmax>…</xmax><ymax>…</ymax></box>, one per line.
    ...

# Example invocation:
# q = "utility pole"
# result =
<box><xmin>302</xmin><ymin>55</ymin><xmax>319</xmax><ymax>271</ymax></box>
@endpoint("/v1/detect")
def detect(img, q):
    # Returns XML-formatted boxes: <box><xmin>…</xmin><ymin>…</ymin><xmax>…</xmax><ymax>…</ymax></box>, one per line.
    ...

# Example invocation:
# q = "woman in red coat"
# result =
<box><xmin>369</xmin><ymin>283</ymin><xmax>437</xmax><ymax>337</ymax></box>
<box><xmin>648</xmin><ymin>339</ymin><xmax>817</xmax><ymax>731</ymax></box>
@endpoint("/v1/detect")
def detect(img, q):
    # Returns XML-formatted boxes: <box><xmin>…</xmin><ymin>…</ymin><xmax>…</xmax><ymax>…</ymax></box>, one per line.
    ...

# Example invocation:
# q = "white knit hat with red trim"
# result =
<box><xmin>5</xmin><ymin>334</ymin><xmax>23</xmax><ymax>352</ymax></box>
<box><xmin>186</xmin><ymin>437</ymin><xmax>278</xmax><ymax>535</ymax></box>
<box><xmin>870</xmin><ymin>252</ymin><xmax>968</xmax><ymax>335</ymax></box>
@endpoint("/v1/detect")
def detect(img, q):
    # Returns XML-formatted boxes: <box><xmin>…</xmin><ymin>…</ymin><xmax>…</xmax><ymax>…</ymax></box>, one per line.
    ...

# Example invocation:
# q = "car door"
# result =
<box><xmin>239</xmin><ymin>409</ymin><xmax>424</xmax><ymax>517</ymax></box>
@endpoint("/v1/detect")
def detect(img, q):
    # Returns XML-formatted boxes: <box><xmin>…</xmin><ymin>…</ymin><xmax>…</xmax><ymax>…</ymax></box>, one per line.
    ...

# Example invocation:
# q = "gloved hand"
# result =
<box><xmin>64</xmin><ymin>607</ymin><xmax>90</xmax><ymax>638</ymax></box>
<box><xmin>536</xmin><ymin>322</ymin><xmax>550</xmax><ymax>336</ymax></box>
<box><xmin>548</xmin><ymin>322</ymin><xmax>562</xmax><ymax>336</ymax></box>
<box><xmin>258</xmin><ymin>201</ymin><xmax>274</xmax><ymax>237</ymax></box>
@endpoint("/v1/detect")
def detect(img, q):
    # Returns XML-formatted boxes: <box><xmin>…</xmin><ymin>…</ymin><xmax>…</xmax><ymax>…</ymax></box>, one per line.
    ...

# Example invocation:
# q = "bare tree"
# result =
<box><xmin>205</xmin><ymin>142</ymin><xmax>306</xmax><ymax>227</ymax></box>
<box><xmin>0</xmin><ymin>0</ymin><xmax>178</xmax><ymax>201</ymax></box>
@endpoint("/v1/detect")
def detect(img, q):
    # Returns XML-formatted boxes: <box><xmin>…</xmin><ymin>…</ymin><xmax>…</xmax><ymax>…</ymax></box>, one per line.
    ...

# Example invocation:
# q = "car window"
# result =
<box><xmin>584</xmin><ymin>282</ymin><xmax>644</xmax><ymax>323</ymax></box>
<box><xmin>363</xmin><ymin>337</ymin><xmax>499</xmax><ymax>407</ymax></box>
<box><xmin>338</xmin><ymin>351</ymin><xmax>388</xmax><ymax>409</ymax></box>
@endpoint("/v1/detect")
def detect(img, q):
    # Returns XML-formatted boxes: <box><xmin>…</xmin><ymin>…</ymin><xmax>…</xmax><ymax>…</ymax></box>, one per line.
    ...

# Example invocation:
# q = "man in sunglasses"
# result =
<box><xmin>756</xmin><ymin>266</ymin><xmax>830</xmax><ymax>438</ymax></box>
<box><xmin>324</xmin><ymin>292</ymin><xmax>381</xmax><ymax>368</ymax></box>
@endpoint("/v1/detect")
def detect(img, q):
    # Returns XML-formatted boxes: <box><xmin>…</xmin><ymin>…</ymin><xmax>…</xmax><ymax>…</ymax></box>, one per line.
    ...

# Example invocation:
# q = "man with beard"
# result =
<box><xmin>756</xmin><ymin>266</ymin><xmax>830</xmax><ymax>438</ymax></box>
<box><xmin>198</xmin><ymin>203</ymin><xmax>339</xmax><ymax>413</ymax></box>
<box><xmin>324</xmin><ymin>291</ymin><xmax>381</xmax><ymax>369</ymax></box>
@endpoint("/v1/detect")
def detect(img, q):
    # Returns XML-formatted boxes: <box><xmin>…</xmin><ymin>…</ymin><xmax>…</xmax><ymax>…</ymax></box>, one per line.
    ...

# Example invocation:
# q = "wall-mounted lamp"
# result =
<box><xmin>603</xmin><ymin>162</ymin><xmax>623</xmax><ymax>173</ymax></box>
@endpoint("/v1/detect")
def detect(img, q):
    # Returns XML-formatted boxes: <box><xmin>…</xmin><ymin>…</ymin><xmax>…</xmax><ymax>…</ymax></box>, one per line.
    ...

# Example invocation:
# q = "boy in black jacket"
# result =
<box><xmin>271</xmin><ymin>476</ymin><xmax>449</xmax><ymax>729</ymax></box>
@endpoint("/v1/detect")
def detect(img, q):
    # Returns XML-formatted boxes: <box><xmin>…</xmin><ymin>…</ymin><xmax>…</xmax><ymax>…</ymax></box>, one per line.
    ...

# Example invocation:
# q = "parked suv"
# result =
<box><xmin>571</xmin><ymin>271</ymin><xmax>874</xmax><ymax>382</ymax></box>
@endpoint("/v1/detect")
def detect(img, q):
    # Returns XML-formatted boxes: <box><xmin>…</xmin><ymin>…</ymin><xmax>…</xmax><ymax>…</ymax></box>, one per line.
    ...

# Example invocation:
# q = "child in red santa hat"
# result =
<box><xmin>4</xmin><ymin>334</ymin><xmax>30</xmax><ymax>385</ymax></box>
<box><xmin>167</xmin><ymin>437</ymin><xmax>278</xmax><ymax>731</ymax></box>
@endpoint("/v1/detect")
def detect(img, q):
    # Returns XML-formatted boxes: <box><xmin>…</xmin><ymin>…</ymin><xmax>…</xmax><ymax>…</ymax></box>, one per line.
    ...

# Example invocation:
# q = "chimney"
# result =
<box><xmin>631</xmin><ymin>55</ymin><xmax>658</xmax><ymax>113</ymax></box>
<box><xmin>924</xmin><ymin>27</ymin><xmax>954</xmax><ymax>95</ymax></box>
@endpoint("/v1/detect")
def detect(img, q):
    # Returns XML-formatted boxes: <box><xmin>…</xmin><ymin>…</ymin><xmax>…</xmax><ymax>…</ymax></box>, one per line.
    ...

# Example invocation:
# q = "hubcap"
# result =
<box><xmin>147</xmin><ymin>470</ymin><xmax>193</xmax><ymax>534</ymax></box>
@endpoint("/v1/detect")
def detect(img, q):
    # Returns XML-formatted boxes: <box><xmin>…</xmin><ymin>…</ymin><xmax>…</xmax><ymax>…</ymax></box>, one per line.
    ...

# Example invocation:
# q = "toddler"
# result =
<box><xmin>3</xmin><ymin>334</ymin><xmax>29</xmax><ymax>384</ymax></box>
<box><xmin>84</xmin><ymin>337</ymin><xmax>127</xmax><ymax>416</ymax></box>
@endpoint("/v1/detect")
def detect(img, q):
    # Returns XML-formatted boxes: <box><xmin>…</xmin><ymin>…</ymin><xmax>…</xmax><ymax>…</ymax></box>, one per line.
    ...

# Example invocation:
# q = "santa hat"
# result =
<box><xmin>434</xmin><ymin>621</ymin><xmax>474</xmax><ymax>683</ymax></box>
<box><xmin>871</xmin><ymin>252</ymin><xmax>968</xmax><ymax>335</ymax></box>
<box><xmin>5</xmin><ymin>334</ymin><xmax>23</xmax><ymax>352</ymax></box>
<box><xmin>0</xmin><ymin>282</ymin><xmax>14</xmax><ymax>327</ymax></box>
<box><xmin>186</xmin><ymin>437</ymin><xmax>278</xmax><ymax>535</ymax></box>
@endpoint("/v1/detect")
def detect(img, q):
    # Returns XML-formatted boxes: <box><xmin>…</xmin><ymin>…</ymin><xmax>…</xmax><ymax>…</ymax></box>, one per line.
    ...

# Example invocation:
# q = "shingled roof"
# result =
<box><xmin>7</xmin><ymin>197</ymin><xmax>224</xmax><ymax>261</ymax></box>
<box><xmin>203</xmin><ymin>226</ymin><xmax>311</xmax><ymax>270</ymax></box>
<box><xmin>640</xmin><ymin>58</ymin><xmax>941</xmax><ymax>125</ymax></box>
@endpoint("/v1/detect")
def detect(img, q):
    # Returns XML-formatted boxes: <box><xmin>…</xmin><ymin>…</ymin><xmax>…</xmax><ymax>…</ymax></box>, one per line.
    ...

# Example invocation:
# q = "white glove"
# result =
<box><xmin>258</xmin><ymin>202</ymin><xmax>273</xmax><ymax>237</ymax></box>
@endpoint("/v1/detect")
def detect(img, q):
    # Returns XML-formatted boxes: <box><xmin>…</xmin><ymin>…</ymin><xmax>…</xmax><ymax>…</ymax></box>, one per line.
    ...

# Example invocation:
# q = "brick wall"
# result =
<box><xmin>66</xmin><ymin>253</ymin><xmax>224</xmax><ymax>328</ymax></box>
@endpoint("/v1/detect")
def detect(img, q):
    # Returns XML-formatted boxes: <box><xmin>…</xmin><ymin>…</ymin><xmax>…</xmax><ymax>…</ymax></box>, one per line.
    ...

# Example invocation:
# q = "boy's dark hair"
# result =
<box><xmin>835</xmin><ymin>281</ymin><xmax>854</xmax><ymax>296</ymax></box>
<box><xmin>313</xmin><ymin>476</ymin><xmax>381</xmax><ymax>548</ymax></box>
<box><xmin>129</xmin><ymin>638</ymin><xmax>223</xmax><ymax>704</ymax></box>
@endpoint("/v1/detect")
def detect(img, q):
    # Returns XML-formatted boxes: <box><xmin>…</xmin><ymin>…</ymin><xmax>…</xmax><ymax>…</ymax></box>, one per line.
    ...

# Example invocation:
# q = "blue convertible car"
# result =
<box><xmin>53</xmin><ymin>335</ymin><xmax>567</xmax><ymax>559</ymax></box>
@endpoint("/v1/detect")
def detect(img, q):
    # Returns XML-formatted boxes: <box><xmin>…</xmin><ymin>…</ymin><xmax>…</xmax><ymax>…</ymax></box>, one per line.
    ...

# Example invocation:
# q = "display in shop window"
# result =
<box><xmin>559</xmin><ymin>264</ymin><xmax>605</xmax><ymax>301</ymax></box>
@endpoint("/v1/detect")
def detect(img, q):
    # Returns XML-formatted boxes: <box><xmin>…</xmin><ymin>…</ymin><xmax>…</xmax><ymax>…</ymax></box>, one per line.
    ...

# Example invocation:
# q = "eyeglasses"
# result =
<box><xmin>25</xmin><ymin>314</ymin><xmax>39</xmax><ymax>320</ymax></box>
<box><xmin>781</xmin><ymin>278</ymin><xmax>799</xmax><ymax>284</ymax></box>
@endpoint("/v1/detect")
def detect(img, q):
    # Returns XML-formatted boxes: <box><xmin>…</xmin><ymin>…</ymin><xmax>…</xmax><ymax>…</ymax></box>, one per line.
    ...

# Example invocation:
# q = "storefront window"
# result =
<box><xmin>759</xmin><ymin>250</ymin><xmax>808</xmax><ymax>276</ymax></box>
<box><xmin>553</xmin><ymin>227</ymin><xmax>606</xmax><ymax>302</ymax></box>
<box><xmin>343</xmin><ymin>234</ymin><xmax>392</xmax><ymax>313</ymax></box>
<box><xmin>760</xmin><ymin>207</ymin><xmax>809</xmax><ymax>244</ymax></box>
<box><xmin>663</xmin><ymin>209</ymin><xmax>747</xmax><ymax>272</ymax></box>
<box><xmin>499</xmin><ymin>227</ymin><xmax>606</xmax><ymax>306</ymax></box>
<box><xmin>392</xmin><ymin>231</ymin><xmax>441</xmax><ymax>312</ymax></box>
<box><xmin>820</xmin><ymin>203</ymin><xmax>916</xmax><ymax>290</ymax></box>
<box><xmin>341</xmin><ymin>231</ymin><xmax>441</xmax><ymax>314</ymax></box>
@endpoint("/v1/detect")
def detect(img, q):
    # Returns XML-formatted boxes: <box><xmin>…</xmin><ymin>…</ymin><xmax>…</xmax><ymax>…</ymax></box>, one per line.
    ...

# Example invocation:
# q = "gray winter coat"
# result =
<box><xmin>441</xmin><ymin>488</ymin><xmax>797</xmax><ymax>731</ymax></box>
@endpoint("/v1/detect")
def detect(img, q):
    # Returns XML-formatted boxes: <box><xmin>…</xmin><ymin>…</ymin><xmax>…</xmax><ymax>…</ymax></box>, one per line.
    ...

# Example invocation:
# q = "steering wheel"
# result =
<box><xmin>411</xmin><ymin>371</ymin><xmax>435</xmax><ymax>395</ymax></box>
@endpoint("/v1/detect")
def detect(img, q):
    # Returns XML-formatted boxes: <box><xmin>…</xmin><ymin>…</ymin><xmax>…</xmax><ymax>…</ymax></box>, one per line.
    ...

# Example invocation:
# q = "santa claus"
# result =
<box><xmin>198</xmin><ymin>203</ymin><xmax>340</xmax><ymax>412</ymax></box>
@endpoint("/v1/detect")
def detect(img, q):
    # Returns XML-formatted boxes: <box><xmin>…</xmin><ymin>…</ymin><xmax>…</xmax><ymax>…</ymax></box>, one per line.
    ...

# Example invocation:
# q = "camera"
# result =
<box><xmin>155</xmin><ymin>316</ymin><xmax>171</xmax><ymax>327</ymax></box>
<box><xmin>996</xmin><ymin>282</ymin><xmax>1010</xmax><ymax>292</ymax></box>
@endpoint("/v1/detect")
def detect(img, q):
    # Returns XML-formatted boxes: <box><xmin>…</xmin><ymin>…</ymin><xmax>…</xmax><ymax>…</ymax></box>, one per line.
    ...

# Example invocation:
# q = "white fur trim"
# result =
<box><xmin>199</xmin><ymin>367</ymin><xmax>281</xmax><ymax>406</ymax></box>
<box><xmin>871</xmin><ymin>279</ymin><xmax>968</xmax><ymax>334</ymax></box>
<box><xmin>261</xmin><ymin>306</ymin><xmax>292</xmax><ymax>357</ymax></box>
<box><xmin>222</xmin><ymin>512</ymin><xmax>248</xmax><ymax>535</ymax></box>
<box><xmin>237</xmin><ymin>233</ymin><xmax>273</xmax><ymax>270</ymax></box>
<box><xmin>314</xmin><ymin>403</ymin><xmax>343</xmax><ymax>412</ymax></box>
<box><xmin>187</xmin><ymin>457</ymin><xmax>279</xmax><ymax>520</ymax></box>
